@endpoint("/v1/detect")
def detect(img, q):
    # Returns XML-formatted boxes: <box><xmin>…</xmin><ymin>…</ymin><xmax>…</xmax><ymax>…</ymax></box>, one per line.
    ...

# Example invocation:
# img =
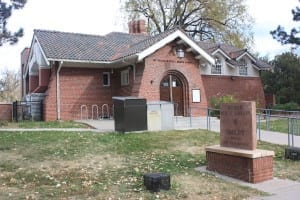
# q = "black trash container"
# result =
<box><xmin>113</xmin><ymin>97</ymin><xmax>147</xmax><ymax>132</ymax></box>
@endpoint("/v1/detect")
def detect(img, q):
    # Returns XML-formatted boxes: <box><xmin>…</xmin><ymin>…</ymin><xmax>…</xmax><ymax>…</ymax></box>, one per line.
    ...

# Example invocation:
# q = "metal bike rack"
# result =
<box><xmin>91</xmin><ymin>104</ymin><xmax>99</xmax><ymax>120</ymax></box>
<box><xmin>80</xmin><ymin>105</ymin><xmax>88</xmax><ymax>120</ymax></box>
<box><xmin>101</xmin><ymin>104</ymin><xmax>110</xmax><ymax>119</ymax></box>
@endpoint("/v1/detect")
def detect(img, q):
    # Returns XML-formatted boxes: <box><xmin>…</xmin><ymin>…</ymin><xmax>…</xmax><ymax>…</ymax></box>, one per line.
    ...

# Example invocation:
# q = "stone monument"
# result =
<box><xmin>206</xmin><ymin>101</ymin><xmax>274</xmax><ymax>183</ymax></box>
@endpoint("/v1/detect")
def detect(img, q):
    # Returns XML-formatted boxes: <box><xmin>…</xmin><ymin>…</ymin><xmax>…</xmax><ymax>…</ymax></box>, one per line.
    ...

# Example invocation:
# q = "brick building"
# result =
<box><xmin>21</xmin><ymin>20</ymin><xmax>271</xmax><ymax>121</ymax></box>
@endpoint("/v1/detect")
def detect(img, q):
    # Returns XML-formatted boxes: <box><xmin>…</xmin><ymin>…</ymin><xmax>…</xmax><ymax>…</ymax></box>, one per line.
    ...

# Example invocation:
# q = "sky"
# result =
<box><xmin>0</xmin><ymin>0</ymin><xmax>299</xmax><ymax>72</ymax></box>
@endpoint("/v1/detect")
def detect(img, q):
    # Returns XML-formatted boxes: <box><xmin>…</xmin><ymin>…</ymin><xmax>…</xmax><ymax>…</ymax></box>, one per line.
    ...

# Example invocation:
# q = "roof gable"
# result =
<box><xmin>136</xmin><ymin>29</ymin><xmax>215</xmax><ymax>64</ymax></box>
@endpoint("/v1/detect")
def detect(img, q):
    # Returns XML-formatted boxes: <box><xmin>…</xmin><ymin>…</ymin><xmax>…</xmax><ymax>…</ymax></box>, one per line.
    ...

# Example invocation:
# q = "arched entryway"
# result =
<box><xmin>160</xmin><ymin>71</ymin><xmax>188</xmax><ymax>116</ymax></box>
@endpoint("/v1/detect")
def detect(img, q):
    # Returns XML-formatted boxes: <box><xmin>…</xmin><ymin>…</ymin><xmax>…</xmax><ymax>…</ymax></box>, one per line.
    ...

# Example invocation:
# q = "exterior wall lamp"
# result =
<box><xmin>176</xmin><ymin>48</ymin><xmax>184</xmax><ymax>59</ymax></box>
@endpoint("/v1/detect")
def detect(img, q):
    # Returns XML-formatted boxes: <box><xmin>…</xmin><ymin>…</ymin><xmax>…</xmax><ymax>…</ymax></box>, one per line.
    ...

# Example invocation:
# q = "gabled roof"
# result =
<box><xmin>198</xmin><ymin>41</ymin><xmax>272</xmax><ymax>70</ymax></box>
<box><xmin>32</xmin><ymin>28</ymin><xmax>271</xmax><ymax>70</ymax></box>
<box><xmin>34</xmin><ymin>28</ymin><xmax>215</xmax><ymax>64</ymax></box>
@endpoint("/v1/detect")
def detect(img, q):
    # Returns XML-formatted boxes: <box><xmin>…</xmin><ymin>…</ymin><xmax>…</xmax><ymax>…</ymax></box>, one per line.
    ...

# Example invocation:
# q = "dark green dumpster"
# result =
<box><xmin>113</xmin><ymin>97</ymin><xmax>147</xmax><ymax>132</ymax></box>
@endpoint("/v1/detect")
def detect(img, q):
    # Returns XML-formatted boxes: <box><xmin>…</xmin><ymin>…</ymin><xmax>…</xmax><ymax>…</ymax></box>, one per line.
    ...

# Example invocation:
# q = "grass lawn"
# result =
<box><xmin>0</xmin><ymin>121</ymin><xmax>89</xmax><ymax>129</ymax></box>
<box><xmin>0</xmin><ymin>129</ymin><xmax>298</xmax><ymax>199</ymax></box>
<box><xmin>258</xmin><ymin>118</ymin><xmax>300</xmax><ymax>134</ymax></box>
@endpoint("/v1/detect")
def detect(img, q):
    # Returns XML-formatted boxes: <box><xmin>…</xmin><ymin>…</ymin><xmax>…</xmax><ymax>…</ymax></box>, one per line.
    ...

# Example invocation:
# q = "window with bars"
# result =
<box><xmin>211</xmin><ymin>57</ymin><xmax>222</xmax><ymax>74</ymax></box>
<box><xmin>239</xmin><ymin>59</ymin><xmax>248</xmax><ymax>75</ymax></box>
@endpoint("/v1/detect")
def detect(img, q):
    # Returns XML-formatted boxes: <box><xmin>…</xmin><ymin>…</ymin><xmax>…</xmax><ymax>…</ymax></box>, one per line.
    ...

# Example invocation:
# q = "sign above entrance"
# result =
<box><xmin>153</xmin><ymin>58</ymin><xmax>193</xmax><ymax>64</ymax></box>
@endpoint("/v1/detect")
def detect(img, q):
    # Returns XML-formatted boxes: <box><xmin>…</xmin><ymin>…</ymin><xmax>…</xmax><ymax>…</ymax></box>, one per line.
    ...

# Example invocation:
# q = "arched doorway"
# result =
<box><xmin>160</xmin><ymin>71</ymin><xmax>188</xmax><ymax>116</ymax></box>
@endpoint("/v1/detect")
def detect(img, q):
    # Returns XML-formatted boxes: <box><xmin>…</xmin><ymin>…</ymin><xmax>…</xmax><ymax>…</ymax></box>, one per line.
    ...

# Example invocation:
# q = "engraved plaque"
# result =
<box><xmin>220</xmin><ymin>101</ymin><xmax>257</xmax><ymax>150</ymax></box>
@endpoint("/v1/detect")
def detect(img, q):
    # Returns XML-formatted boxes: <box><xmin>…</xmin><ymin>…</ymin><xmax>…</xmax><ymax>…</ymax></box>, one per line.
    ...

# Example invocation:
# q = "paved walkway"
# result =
<box><xmin>196</xmin><ymin>166</ymin><xmax>300</xmax><ymax>200</ymax></box>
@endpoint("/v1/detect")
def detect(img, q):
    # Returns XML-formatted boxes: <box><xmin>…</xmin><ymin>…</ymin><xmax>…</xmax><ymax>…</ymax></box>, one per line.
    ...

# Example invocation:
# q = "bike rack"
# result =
<box><xmin>101</xmin><ymin>104</ymin><xmax>110</xmax><ymax>119</ymax></box>
<box><xmin>91</xmin><ymin>104</ymin><xmax>99</xmax><ymax>120</ymax></box>
<box><xmin>80</xmin><ymin>105</ymin><xmax>88</xmax><ymax>120</ymax></box>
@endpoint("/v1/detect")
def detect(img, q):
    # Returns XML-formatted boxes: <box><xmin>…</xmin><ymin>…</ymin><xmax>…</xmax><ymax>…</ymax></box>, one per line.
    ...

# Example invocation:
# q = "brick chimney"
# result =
<box><xmin>128</xmin><ymin>19</ymin><xmax>147</xmax><ymax>34</ymax></box>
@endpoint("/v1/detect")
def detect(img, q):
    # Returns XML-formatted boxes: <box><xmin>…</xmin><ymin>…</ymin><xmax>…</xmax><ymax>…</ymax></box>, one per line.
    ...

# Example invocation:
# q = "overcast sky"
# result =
<box><xmin>0</xmin><ymin>0</ymin><xmax>299</xmax><ymax>72</ymax></box>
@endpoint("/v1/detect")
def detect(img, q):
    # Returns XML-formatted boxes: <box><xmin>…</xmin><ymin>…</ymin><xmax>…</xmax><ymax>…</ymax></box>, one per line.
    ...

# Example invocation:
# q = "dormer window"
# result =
<box><xmin>211</xmin><ymin>57</ymin><xmax>222</xmax><ymax>74</ymax></box>
<box><xmin>239</xmin><ymin>58</ymin><xmax>248</xmax><ymax>76</ymax></box>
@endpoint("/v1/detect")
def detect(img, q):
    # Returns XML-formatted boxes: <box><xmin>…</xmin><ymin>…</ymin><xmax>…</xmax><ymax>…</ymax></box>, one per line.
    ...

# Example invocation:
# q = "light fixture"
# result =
<box><xmin>176</xmin><ymin>47</ymin><xmax>184</xmax><ymax>59</ymax></box>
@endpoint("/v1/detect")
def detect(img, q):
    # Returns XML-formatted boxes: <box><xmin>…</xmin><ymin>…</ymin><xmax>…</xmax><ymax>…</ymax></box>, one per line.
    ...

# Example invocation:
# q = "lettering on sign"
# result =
<box><xmin>153</xmin><ymin>58</ymin><xmax>193</xmax><ymax>64</ymax></box>
<box><xmin>220</xmin><ymin>101</ymin><xmax>257</xmax><ymax>150</ymax></box>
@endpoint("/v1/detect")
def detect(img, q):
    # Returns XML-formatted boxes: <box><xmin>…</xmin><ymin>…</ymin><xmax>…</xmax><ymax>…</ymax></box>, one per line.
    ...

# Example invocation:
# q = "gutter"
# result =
<box><xmin>122</xmin><ymin>58</ymin><xmax>136</xmax><ymax>81</ymax></box>
<box><xmin>56</xmin><ymin>61</ymin><xmax>63</xmax><ymax>120</ymax></box>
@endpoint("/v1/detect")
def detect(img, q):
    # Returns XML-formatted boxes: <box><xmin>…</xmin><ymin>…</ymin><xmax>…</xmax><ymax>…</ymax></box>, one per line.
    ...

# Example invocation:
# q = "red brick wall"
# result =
<box><xmin>202</xmin><ymin>75</ymin><xmax>266</xmax><ymax>108</ymax></box>
<box><xmin>42</xmin><ymin>43</ymin><xmax>266</xmax><ymax>120</ymax></box>
<box><xmin>29</xmin><ymin>75</ymin><xmax>39</xmax><ymax>93</ymax></box>
<box><xmin>265</xmin><ymin>93</ymin><xmax>276</xmax><ymax>107</ymax></box>
<box><xmin>39</xmin><ymin>68</ymin><xmax>51</xmax><ymax>87</ymax></box>
<box><xmin>0</xmin><ymin>104</ymin><xmax>12</xmax><ymax>121</ymax></box>
<box><xmin>206</xmin><ymin>151</ymin><xmax>273</xmax><ymax>183</ymax></box>
<box><xmin>111</xmin><ymin>67</ymin><xmax>136</xmax><ymax>97</ymax></box>
<box><xmin>43</xmin><ymin>65</ymin><xmax>58</xmax><ymax>121</ymax></box>
<box><xmin>140</xmin><ymin>42</ymin><xmax>208</xmax><ymax>116</ymax></box>
<box><xmin>44</xmin><ymin>64</ymin><xmax>114</xmax><ymax>121</ymax></box>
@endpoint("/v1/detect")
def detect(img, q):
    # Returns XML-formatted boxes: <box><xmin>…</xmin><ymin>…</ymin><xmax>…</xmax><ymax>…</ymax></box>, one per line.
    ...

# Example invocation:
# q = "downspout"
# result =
<box><xmin>56</xmin><ymin>61</ymin><xmax>63</xmax><ymax>120</ymax></box>
<box><xmin>122</xmin><ymin>59</ymin><xmax>136</xmax><ymax>81</ymax></box>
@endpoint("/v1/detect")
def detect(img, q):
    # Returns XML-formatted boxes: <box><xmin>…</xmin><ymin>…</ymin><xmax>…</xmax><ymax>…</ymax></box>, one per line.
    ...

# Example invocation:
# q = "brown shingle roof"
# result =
<box><xmin>34</xmin><ymin>29</ymin><xmax>271</xmax><ymax>69</ymax></box>
<box><xmin>34</xmin><ymin>30</ymin><xmax>149</xmax><ymax>62</ymax></box>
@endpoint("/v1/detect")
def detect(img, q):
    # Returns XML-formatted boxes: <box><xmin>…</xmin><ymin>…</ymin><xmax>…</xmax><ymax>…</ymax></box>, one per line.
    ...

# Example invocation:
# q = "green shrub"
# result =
<box><xmin>0</xmin><ymin>120</ymin><xmax>8</xmax><ymax>127</ymax></box>
<box><xmin>209</xmin><ymin>95</ymin><xmax>238</xmax><ymax>117</ymax></box>
<box><xmin>272</xmin><ymin>102</ymin><xmax>300</xmax><ymax>111</ymax></box>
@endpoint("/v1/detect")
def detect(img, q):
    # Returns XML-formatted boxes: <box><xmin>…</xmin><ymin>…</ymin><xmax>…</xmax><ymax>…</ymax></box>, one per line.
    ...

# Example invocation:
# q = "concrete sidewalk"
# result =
<box><xmin>196</xmin><ymin>166</ymin><xmax>300</xmax><ymax>200</ymax></box>
<box><xmin>257</xmin><ymin>130</ymin><xmax>300</xmax><ymax>147</ymax></box>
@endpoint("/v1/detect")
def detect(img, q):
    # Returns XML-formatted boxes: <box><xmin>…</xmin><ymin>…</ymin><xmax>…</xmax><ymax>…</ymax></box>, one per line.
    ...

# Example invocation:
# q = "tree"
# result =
<box><xmin>270</xmin><ymin>0</ymin><xmax>300</xmax><ymax>45</ymax></box>
<box><xmin>261</xmin><ymin>53</ymin><xmax>300</xmax><ymax>105</ymax></box>
<box><xmin>0</xmin><ymin>0</ymin><xmax>27</xmax><ymax>46</ymax></box>
<box><xmin>0</xmin><ymin>69</ymin><xmax>21</xmax><ymax>102</ymax></box>
<box><xmin>122</xmin><ymin>0</ymin><xmax>254</xmax><ymax>48</ymax></box>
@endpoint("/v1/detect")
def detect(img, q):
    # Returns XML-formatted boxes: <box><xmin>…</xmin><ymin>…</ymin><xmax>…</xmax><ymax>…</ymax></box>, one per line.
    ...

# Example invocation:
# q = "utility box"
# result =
<box><xmin>113</xmin><ymin>97</ymin><xmax>147</xmax><ymax>132</ymax></box>
<box><xmin>147</xmin><ymin>101</ymin><xmax>174</xmax><ymax>131</ymax></box>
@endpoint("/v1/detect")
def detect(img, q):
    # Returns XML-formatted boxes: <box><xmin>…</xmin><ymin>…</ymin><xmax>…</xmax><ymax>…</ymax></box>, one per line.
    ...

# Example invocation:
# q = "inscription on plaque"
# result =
<box><xmin>220</xmin><ymin>101</ymin><xmax>256</xmax><ymax>150</ymax></box>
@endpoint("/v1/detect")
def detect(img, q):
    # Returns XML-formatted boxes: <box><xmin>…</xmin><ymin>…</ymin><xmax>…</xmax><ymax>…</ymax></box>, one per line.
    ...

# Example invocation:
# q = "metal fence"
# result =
<box><xmin>12</xmin><ymin>100</ymin><xmax>43</xmax><ymax>122</ymax></box>
<box><xmin>256</xmin><ymin>109</ymin><xmax>299</xmax><ymax>147</ymax></box>
<box><xmin>201</xmin><ymin>107</ymin><xmax>300</xmax><ymax>147</ymax></box>
<box><xmin>172</xmin><ymin>106</ymin><xmax>300</xmax><ymax>147</ymax></box>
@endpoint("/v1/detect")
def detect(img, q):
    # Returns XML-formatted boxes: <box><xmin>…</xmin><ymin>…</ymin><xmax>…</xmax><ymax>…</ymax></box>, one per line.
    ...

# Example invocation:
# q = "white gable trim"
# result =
<box><xmin>252</xmin><ymin>63</ymin><xmax>261</xmax><ymax>70</ymax></box>
<box><xmin>137</xmin><ymin>30</ymin><xmax>215</xmax><ymax>65</ymax></box>
<box><xmin>212</xmin><ymin>49</ymin><xmax>231</xmax><ymax>60</ymax></box>
<box><xmin>225</xmin><ymin>61</ymin><xmax>236</xmax><ymax>69</ymax></box>
<box><xmin>34</xmin><ymin>36</ymin><xmax>50</xmax><ymax>66</ymax></box>
<box><xmin>236</xmin><ymin>52</ymin><xmax>256</xmax><ymax>62</ymax></box>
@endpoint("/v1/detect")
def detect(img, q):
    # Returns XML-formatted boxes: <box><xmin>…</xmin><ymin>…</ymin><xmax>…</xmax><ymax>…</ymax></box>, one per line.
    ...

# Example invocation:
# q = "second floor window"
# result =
<box><xmin>211</xmin><ymin>57</ymin><xmax>222</xmax><ymax>74</ymax></box>
<box><xmin>239</xmin><ymin>59</ymin><xmax>248</xmax><ymax>76</ymax></box>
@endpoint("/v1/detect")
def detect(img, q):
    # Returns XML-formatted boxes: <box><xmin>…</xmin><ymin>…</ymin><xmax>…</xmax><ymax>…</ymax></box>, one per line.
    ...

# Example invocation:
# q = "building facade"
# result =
<box><xmin>21</xmin><ymin>20</ymin><xmax>270</xmax><ymax>121</ymax></box>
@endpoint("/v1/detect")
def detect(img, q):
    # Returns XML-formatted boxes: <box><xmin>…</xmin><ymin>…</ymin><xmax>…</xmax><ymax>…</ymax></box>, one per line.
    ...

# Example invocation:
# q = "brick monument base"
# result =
<box><xmin>206</xmin><ymin>145</ymin><xmax>274</xmax><ymax>183</ymax></box>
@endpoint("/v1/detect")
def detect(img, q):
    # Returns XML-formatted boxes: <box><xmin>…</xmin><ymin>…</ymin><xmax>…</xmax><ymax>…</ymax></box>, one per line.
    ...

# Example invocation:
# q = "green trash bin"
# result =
<box><xmin>113</xmin><ymin>97</ymin><xmax>147</xmax><ymax>132</ymax></box>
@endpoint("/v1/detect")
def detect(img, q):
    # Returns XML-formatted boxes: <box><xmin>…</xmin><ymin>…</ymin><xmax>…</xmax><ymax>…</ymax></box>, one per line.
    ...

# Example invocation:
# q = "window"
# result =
<box><xmin>239</xmin><ymin>59</ymin><xmax>248</xmax><ymax>76</ymax></box>
<box><xmin>121</xmin><ymin>69</ymin><xmax>129</xmax><ymax>86</ymax></box>
<box><xmin>103</xmin><ymin>72</ymin><xmax>110</xmax><ymax>86</ymax></box>
<box><xmin>211</xmin><ymin>57</ymin><xmax>222</xmax><ymax>74</ymax></box>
